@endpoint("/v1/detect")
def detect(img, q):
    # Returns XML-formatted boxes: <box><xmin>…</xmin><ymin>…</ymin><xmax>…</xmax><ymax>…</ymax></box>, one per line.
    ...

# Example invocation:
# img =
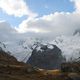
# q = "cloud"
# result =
<box><xmin>0</xmin><ymin>0</ymin><xmax>37</xmax><ymax>17</ymax></box>
<box><xmin>15</xmin><ymin>18</ymin><xmax>50</xmax><ymax>33</ymax></box>
<box><xmin>15</xmin><ymin>0</ymin><xmax>80</xmax><ymax>37</ymax></box>
<box><xmin>1</xmin><ymin>0</ymin><xmax>80</xmax><ymax>39</ymax></box>
<box><xmin>0</xmin><ymin>21</ymin><xmax>18</xmax><ymax>41</ymax></box>
<box><xmin>15</xmin><ymin>12</ymin><xmax>80</xmax><ymax>38</ymax></box>
<box><xmin>71</xmin><ymin>0</ymin><xmax>80</xmax><ymax>13</ymax></box>
<box><xmin>0</xmin><ymin>21</ymin><xmax>43</xmax><ymax>42</ymax></box>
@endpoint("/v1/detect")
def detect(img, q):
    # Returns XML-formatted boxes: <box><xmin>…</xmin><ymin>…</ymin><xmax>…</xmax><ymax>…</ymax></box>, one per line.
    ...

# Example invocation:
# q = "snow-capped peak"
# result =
<box><xmin>0</xmin><ymin>35</ymin><xmax>80</xmax><ymax>62</ymax></box>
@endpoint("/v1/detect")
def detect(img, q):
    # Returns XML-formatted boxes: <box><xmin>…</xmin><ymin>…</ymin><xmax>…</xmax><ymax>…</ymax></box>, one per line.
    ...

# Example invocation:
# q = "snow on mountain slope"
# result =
<box><xmin>3</xmin><ymin>38</ymin><xmax>34</xmax><ymax>62</ymax></box>
<box><xmin>0</xmin><ymin>37</ymin><xmax>42</xmax><ymax>62</ymax></box>
<box><xmin>50</xmin><ymin>35</ymin><xmax>80</xmax><ymax>61</ymax></box>
<box><xmin>0</xmin><ymin>42</ymin><xmax>8</xmax><ymax>52</ymax></box>
<box><xmin>0</xmin><ymin>34</ymin><xmax>80</xmax><ymax>62</ymax></box>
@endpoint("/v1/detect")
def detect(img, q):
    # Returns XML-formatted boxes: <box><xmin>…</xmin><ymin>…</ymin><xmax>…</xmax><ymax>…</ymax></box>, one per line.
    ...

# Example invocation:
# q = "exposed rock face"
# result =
<box><xmin>27</xmin><ymin>44</ymin><xmax>64</xmax><ymax>70</ymax></box>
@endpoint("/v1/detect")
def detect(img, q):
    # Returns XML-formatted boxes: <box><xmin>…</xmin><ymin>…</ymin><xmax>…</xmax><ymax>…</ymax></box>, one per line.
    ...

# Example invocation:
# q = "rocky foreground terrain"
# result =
<box><xmin>0</xmin><ymin>49</ymin><xmax>80</xmax><ymax>80</ymax></box>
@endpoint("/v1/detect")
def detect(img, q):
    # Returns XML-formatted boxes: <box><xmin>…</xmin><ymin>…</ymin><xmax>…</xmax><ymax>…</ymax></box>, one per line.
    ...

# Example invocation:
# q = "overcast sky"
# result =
<box><xmin>0</xmin><ymin>0</ymin><xmax>80</xmax><ymax>41</ymax></box>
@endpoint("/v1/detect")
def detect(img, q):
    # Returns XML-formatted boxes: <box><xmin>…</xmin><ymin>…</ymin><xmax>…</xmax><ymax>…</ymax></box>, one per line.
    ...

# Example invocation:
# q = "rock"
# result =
<box><xmin>27</xmin><ymin>44</ymin><xmax>64</xmax><ymax>69</ymax></box>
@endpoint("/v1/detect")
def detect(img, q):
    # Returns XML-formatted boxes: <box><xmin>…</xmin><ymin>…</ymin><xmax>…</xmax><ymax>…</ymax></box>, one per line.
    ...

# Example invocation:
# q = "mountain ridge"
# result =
<box><xmin>0</xmin><ymin>35</ymin><xmax>80</xmax><ymax>63</ymax></box>
<box><xmin>0</xmin><ymin>46</ymin><xmax>80</xmax><ymax>80</ymax></box>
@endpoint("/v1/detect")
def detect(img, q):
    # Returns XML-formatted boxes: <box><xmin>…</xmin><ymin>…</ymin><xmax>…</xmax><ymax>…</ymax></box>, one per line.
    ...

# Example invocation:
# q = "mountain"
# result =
<box><xmin>0</xmin><ymin>42</ymin><xmax>7</xmax><ymax>52</ymax></box>
<box><xmin>0</xmin><ymin>35</ymin><xmax>80</xmax><ymax>64</ymax></box>
<box><xmin>0</xmin><ymin>48</ymin><xmax>44</xmax><ymax>79</ymax></box>
<box><xmin>0</xmin><ymin>39</ymin><xmax>65</xmax><ymax>70</ymax></box>
<box><xmin>0</xmin><ymin>47</ymin><xmax>80</xmax><ymax>80</ymax></box>
<box><xmin>27</xmin><ymin>43</ymin><xmax>64</xmax><ymax>69</ymax></box>
<box><xmin>0</xmin><ymin>48</ymin><xmax>17</xmax><ymax>65</ymax></box>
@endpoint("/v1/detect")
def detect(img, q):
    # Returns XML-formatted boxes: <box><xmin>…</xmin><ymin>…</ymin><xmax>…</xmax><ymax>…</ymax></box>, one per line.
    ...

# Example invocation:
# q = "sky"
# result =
<box><xmin>0</xmin><ymin>0</ymin><xmax>80</xmax><ymax>40</ymax></box>
<box><xmin>0</xmin><ymin>0</ymin><xmax>74</xmax><ymax>27</ymax></box>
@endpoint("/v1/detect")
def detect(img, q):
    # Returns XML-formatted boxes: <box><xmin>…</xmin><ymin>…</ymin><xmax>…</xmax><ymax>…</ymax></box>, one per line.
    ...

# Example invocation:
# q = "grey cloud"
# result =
<box><xmin>17</xmin><ymin>12</ymin><xmax>80</xmax><ymax>38</ymax></box>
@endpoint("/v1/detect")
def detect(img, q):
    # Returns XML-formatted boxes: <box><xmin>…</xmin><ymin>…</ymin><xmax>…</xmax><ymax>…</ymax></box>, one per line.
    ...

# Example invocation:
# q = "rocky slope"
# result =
<box><xmin>27</xmin><ymin>44</ymin><xmax>65</xmax><ymax>69</ymax></box>
<box><xmin>0</xmin><ymin>48</ymin><xmax>80</xmax><ymax>80</ymax></box>
<box><xmin>0</xmin><ymin>35</ymin><xmax>80</xmax><ymax>70</ymax></box>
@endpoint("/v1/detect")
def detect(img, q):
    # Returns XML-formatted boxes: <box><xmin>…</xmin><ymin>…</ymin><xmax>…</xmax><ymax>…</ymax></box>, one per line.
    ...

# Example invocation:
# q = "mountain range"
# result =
<box><xmin>0</xmin><ymin>42</ymin><xmax>80</xmax><ymax>80</ymax></box>
<box><xmin>0</xmin><ymin>34</ymin><xmax>80</xmax><ymax>62</ymax></box>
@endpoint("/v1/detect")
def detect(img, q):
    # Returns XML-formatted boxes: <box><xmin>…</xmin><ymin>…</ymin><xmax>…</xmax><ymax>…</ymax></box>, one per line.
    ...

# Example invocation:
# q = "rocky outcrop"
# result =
<box><xmin>27</xmin><ymin>44</ymin><xmax>64</xmax><ymax>69</ymax></box>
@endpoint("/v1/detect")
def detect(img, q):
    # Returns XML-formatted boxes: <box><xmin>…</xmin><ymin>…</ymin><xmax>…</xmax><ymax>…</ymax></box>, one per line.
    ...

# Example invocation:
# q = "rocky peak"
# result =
<box><xmin>27</xmin><ymin>44</ymin><xmax>64</xmax><ymax>70</ymax></box>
